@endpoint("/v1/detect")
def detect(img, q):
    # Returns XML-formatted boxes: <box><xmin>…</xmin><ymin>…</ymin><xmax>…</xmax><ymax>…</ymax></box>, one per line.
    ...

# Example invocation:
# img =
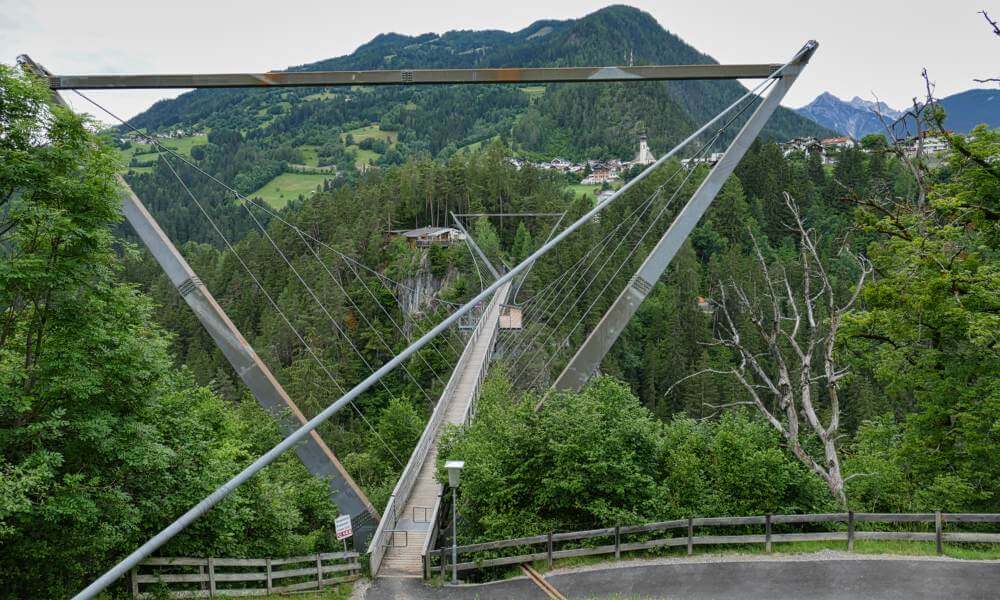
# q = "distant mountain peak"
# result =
<box><xmin>796</xmin><ymin>88</ymin><xmax>997</xmax><ymax>138</ymax></box>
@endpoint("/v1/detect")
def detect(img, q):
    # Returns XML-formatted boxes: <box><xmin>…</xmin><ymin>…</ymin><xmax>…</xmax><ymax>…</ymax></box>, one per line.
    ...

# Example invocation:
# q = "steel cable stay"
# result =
<box><xmin>238</xmin><ymin>199</ymin><xmax>438</xmax><ymax>414</ymax></box>
<box><xmin>503</xmin><ymin>195</ymin><xmax>659</xmax><ymax>370</ymax></box>
<box><xmin>510</xmin><ymin>185</ymin><xmax>675</xmax><ymax>384</ymax></box>
<box><xmin>335</xmin><ymin>252</ymin><xmax>464</xmax><ymax>360</ymax></box>
<box><xmin>278</xmin><ymin>212</ymin><xmax>452</xmax><ymax>390</ymax></box>
<box><xmin>289</xmin><ymin>225</ymin><xmax>454</xmax><ymax>389</ymax></box>
<box><xmin>515</xmin><ymin>80</ymin><xmax>774</xmax><ymax>389</ymax></box>
<box><xmin>72</xmin><ymin>90</ymin><xmax>466</xmax><ymax>391</ymax></box>
<box><xmin>72</xmin><ymin>89</ymin><xmax>464</xmax><ymax>311</ymax></box>
<box><xmin>68</xmin><ymin>40</ymin><xmax>817</xmax><ymax>598</ymax></box>
<box><xmin>159</xmin><ymin>155</ymin><xmax>405</xmax><ymax>469</ymax></box>
<box><xmin>72</xmin><ymin>87</ymin><xmax>468</xmax><ymax>376</ymax></box>
<box><xmin>529</xmin><ymin>80</ymin><xmax>777</xmax><ymax>391</ymax></box>
<box><xmin>505</xmin><ymin>165</ymin><xmax>690</xmax><ymax>371</ymax></box>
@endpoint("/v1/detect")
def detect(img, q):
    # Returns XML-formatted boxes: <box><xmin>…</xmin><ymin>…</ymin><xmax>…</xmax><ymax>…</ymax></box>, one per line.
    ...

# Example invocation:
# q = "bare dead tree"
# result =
<box><xmin>974</xmin><ymin>9</ymin><xmax>1000</xmax><ymax>84</ymax></box>
<box><xmin>672</xmin><ymin>194</ymin><xmax>871</xmax><ymax>507</ymax></box>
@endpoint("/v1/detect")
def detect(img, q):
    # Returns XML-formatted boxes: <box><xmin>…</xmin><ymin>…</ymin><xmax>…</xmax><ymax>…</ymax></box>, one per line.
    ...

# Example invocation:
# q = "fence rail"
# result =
<box><xmin>130</xmin><ymin>551</ymin><xmax>360</xmax><ymax>598</ymax></box>
<box><xmin>425</xmin><ymin>512</ymin><xmax>1000</xmax><ymax>578</ymax></box>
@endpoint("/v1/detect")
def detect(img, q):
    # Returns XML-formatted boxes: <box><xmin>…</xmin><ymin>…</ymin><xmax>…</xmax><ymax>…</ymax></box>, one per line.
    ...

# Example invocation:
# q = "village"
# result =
<box><xmin>779</xmin><ymin>131</ymin><xmax>952</xmax><ymax>163</ymax></box>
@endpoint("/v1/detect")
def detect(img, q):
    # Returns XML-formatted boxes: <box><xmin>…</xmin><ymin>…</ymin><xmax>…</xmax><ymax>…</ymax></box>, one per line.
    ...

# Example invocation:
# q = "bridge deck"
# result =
<box><xmin>379</xmin><ymin>282</ymin><xmax>510</xmax><ymax>577</ymax></box>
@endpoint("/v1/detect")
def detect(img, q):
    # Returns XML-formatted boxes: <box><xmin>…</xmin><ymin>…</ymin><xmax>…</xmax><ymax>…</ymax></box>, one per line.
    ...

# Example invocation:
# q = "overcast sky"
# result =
<box><xmin>3</xmin><ymin>0</ymin><xmax>996</xmax><ymax>124</ymax></box>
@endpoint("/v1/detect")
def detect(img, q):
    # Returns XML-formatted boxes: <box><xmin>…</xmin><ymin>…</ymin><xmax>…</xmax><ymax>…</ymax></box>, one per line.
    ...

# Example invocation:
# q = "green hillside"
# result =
<box><xmin>124</xmin><ymin>6</ymin><xmax>830</xmax><ymax>165</ymax></box>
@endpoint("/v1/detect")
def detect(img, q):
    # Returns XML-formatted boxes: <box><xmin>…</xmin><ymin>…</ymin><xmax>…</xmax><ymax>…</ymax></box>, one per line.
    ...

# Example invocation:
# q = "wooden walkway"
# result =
<box><xmin>378</xmin><ymin>282</ymin><xmax>510</xmax><ymax>577</ymax></box>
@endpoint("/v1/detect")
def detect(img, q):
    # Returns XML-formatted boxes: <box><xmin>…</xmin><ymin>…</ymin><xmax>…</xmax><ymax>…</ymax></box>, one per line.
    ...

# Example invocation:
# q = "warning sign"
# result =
<box><xmin>335</xmin><ymin>514</ymin><xmax>353</xmax><ymax>541</ymax></box>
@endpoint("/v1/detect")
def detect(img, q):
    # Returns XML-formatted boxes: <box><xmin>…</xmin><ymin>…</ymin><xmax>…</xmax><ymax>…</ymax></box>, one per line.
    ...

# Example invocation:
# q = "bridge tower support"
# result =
<box><xmin>553</xmin><ymin>43</ymin><xmax>816</xmax><ymax>391</ymax></box>
<box><xmin>19</xmin><ymin>55</ymin><xmax>379</xmax><ymax>546</ymax></box>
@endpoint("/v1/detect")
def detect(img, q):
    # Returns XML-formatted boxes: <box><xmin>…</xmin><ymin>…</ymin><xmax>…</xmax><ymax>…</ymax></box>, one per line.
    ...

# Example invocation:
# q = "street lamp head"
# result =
<box><xmin>445</xmin><ymin>460</ymin><xmax>465</xmax><ymax>488</ymax></box>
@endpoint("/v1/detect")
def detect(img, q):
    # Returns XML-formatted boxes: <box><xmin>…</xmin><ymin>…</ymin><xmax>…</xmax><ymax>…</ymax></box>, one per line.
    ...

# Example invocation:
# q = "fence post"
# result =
<box><xmin>765</xmin><ymin>514</ymin><xmax>772</xmax><ymax>553</ymax></box>
<box><xmin>207</xmin><ymin>557</ymin><xmax>216</xmax><ymax>598</ymax></box>
<box><xmin>316</xmin><ymin>553</ymin><xmax>323</xmax><ymax>588</ymax></box>
<box><xmin>847</xmin><ymin>511</ymin><xmax>855</xmax><ymax>552</ymax></box>
<box><xmin>547</xmin><ymin>531</ymin><xmax>554</xmax><ymax>569</ymax></box>
<box><xmin>265</xmin><ymin>558</ymin><xmax>273</xmax><ymax>595</ymax></box>
<box><xmin>615</xmin><ymin>526</ymin><xmax>621</xmax><ymax>560</ymax></box>
<box><xmin>935</xmin><ymin>510</ymin><xmax>943</xmax><ymax>555</ymax></box>
<box><xmin>199</xmin><ymin>564</ymin><xmax>207</xmax><ymax>591</ymax></box>
<box><xmin>130</xmin><ymin>568</ymin><xmax>139</xmax><ymax>599</ymax></box>
<box><xmin>440</xmin><ymin>546</ymin><xmax>446</xmax><ymax>579</ymax></box>
<box><xmin>687</xmin><ymin>517</ymin><xmax>694</xmax><ymax>556</ymax></box>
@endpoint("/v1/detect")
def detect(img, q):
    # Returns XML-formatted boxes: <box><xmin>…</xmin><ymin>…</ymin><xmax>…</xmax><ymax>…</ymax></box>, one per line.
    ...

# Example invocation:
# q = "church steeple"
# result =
<box><xmin>635</xmin><ymin>134</ymin><xmax>655</xmax><ymax>165</ymax></box>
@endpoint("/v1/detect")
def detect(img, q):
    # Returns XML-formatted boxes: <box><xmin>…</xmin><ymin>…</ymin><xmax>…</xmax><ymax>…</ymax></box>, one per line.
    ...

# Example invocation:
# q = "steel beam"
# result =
<box><xmin>45</xmin><ymin>63</ymin><xmax>788</xmax><ymax>90</ymax></box>
<box><xmin>19</xmin><ymin>55</ymin><xmax>379</xmax><ymax>544</ymax></box>
<box><xmin>552</xmin><ymin>44</ymin><xmax>816</xmax><ymax>392</ymax></box>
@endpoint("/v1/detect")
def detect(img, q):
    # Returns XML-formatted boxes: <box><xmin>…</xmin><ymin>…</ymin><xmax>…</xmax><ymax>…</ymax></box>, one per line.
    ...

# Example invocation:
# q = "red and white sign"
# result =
<box><xmin>335</xmin><ymin>514</ymin><xmax>353</xmax><ymax>541</ymax></box>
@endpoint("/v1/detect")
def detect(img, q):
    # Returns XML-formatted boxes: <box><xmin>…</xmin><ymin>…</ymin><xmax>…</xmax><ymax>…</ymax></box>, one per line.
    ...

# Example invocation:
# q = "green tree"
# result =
<box><xmin>0</xmin><ymin>65</ymin><xmax>337</xmax><ymax>598</ymax></box>
<box><xmin>511</xmin><ymin>221</ymin><xmax>535</xmax><ymax>263</ymax></box>
<box><xmin>845</xmin><ymin>125</ymin><xmax>1000</xmax><ymax>511</ymax></box>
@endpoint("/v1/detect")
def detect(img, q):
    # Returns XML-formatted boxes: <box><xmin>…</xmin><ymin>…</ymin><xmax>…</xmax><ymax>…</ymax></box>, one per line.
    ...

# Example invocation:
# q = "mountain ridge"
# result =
<box><xmin>127</xmin><ymin>5</ymin><xmax>830</xmax><ymax>163</ymax></box>
<box><xmin>795</xmin><ymin>89</ymin><xmax>999</xmax><ymax>139</ymax></box>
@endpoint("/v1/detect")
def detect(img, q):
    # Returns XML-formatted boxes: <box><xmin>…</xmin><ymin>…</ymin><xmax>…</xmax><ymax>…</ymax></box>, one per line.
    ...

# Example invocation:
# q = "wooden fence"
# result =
<box><xmin>425</xmin><ymin>512</ymin><xmax>1000</xmax><ymax>578</ymax></box>
<box><xmin>130</xmin><ymin>551</ymin><xmax>360</xmax><ymax>598</ymax></box>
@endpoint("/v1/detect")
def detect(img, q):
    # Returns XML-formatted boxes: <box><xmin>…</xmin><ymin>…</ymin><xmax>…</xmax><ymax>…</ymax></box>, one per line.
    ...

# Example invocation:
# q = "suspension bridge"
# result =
<box><xmin>18</xmin><ymin>39</ymin><xmax>817</xmax><ymax>598</ymax></box>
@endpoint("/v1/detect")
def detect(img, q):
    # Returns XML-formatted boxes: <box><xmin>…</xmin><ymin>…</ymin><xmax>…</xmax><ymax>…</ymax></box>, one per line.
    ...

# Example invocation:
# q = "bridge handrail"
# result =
<box><xmin>426</xmin><ymin>511</ymin><xmax>1000</xmax><ymax>578</ymax></box>
<box><xmin>368</xmin><ymin>283</ymin><xmax>509</xmax><ymax>575</ymax></box>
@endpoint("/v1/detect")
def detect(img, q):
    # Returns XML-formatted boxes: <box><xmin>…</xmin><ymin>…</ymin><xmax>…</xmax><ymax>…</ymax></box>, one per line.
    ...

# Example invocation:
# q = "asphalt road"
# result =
<box><xmin>364</xmin><ymin>557</ymin><xmax>1000</xmax><ymax>599</ymax></box>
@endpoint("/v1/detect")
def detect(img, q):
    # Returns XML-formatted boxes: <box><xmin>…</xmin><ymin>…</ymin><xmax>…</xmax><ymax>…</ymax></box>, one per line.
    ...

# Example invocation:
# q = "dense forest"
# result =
<box><xmin>3</xmin><ymin>6</ymin><xmax>999</xmax><ymax>599</ymax></box>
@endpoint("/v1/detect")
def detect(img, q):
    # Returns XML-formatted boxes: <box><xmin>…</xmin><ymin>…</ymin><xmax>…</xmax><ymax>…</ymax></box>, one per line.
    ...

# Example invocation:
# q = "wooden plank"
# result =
<box><xmin>853</xmin><ymin>532</ymin><xmax>937</xmax><ymax>542</ymax></box>
<box><xmin>770</xmin><ymin>513</ymin><xmax>848</xmax><ymax>524</ymax></box>
<box><xmin>942</xmin><ymin>533</ymin><xmax>1000</xmax><ymax>543</ymax></box>
<box><xmin>135</xmin><ymin>573</ymin><xmax>209</xmax><ymax>584</ymax></box>
<box><xmin>687</xmin><ymin>518</ymin><xmax>694</xmax><ymax>556</ymax></box>
<box><xmin>453</xmin><ymin>551</ymin><xmax>550</xmax><ymax>572</ymax></box>
<box><xmin>212</xmin><ymin>572</ymin><xmax>267</xmax><ymax>582</ymax></box>
<box><xmin>211</xmin><ymin>557</ymin><xmax>268</xmax><ymax>567</ymax></box>
<box><xmin>943</xmin><ymin>514</ymin><xmax>1000</xmax><ymax>523</ymax></box>
<box><xmin>547</xmin><ymin>532</ymin><xmax>553</xmax><ymax>569</ymax></box>
<box><xmin>552</xmin><ymin>544</ymin><xmax>617</xmax><ymax>560</ymax></box>
<box><xmin>271</xmin><ymin>579</ymin><xmax>322</xmax><ymax>593</ymax></box>
<box><xmin>270</xmin><ymin>566</ymin><xmax>320</xmax><ymax>580</ymax></box>
<box><xmin>265</xmin><ymin>558</ymin><xmax>272</xmax><ymax>595</ymax></box>
<box><xmin>551</xmin><ymin>527</ymin><xmax>617</xmax><ymax>542</ymax></box>
<box><xmin>455</xmin><ymin>534</ymin><xmax>550</xmax><ymax>553</ymax></box>
<box><xmin>320</xmin><ymin>563</ymin><xmax>360</xmax><ymax>575</ymax></box>
<box><xmin>618</xmin><ymin>537</ymin><xmax>688</xmax><ymax>553</ymax></box>
<box><xmin>131</xmin><ymin>568</ymin><xmax>139</xmax><ymax>599</ymax></box>
<box><xmin>935</xmin><ymin>511</ymin><xmax>943</xmax><ymax>555</ymax></box>
<box><xmin>692</xmin><ymin>516</ymin><xmax>768</xmax><ymax>527</ymax></box>
<box><xmin>771</xmin><ymin>532</ymin><xmax>847</xmax><ymax>543</ymax></box>
<box><xmin>692</xmin><ymin>534</ymin><xmax>767</xmax><ymax>545</ymax></box>
<box><xmin>207</xmin><ymin>557</ymin><xmax>216</xmax><ymax>598</ymax></box>
<box><xmin>765</xmin><ymin>515</ymin><xmax>772</xmax><ymax>553</ymax></box>
<box><xmin>615</xmin><ymin>526</ymin><xmax>621</xmax><ymax>560</ymax></box>
<box><xmin>142</xmin><ymin>557</ymin><xmax>210</xmax><ymax>566</ymax></box>
<box><xmin>847</xmin><ymin>511</ymin><xmax>855</xmax><ymax>552</ymax></box>
<box><xmin>619</xmin><ymin>519</ymin><xmax>687</xmax><ymax>535</ymax></box>
<box><xmin>139</xmin><ymin>591</ymin><xmax>214</xmax><ymax>599</ymax></box>
<box><xmin>319</xmin><ymin>550</ymin><xmax>359</xmax><ymax>560</ymax></box>
<box><xmin>854</xmin><ymin>513</ymin><xmax>936</xmax><ymax>522</ymax></box>
<box><xmin>268</xmin><ymin>555</ymin><xmax>317</xmax><ymax>566</ymax></box>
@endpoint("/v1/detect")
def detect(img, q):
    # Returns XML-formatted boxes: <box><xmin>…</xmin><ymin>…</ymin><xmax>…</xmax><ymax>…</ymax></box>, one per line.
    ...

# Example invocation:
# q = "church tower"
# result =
<box><xmin>635</xmin><ymin>134</ymin><xmax>655</xmax><ymax>165</ymax></box>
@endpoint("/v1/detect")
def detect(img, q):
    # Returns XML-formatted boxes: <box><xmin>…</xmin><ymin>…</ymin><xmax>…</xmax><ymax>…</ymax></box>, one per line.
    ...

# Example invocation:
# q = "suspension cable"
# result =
<box><xmin>160</xmin><ymin>155</ymin><xmax>404</xmax><ymax>467</ymax></box>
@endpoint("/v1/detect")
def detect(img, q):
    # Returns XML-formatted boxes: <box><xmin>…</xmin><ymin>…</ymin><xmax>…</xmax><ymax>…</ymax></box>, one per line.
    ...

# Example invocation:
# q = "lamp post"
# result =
<box><xmin>444</xmin><ymin>460</ymin><xmax>465</xmax><ymax>585</ymax></box>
